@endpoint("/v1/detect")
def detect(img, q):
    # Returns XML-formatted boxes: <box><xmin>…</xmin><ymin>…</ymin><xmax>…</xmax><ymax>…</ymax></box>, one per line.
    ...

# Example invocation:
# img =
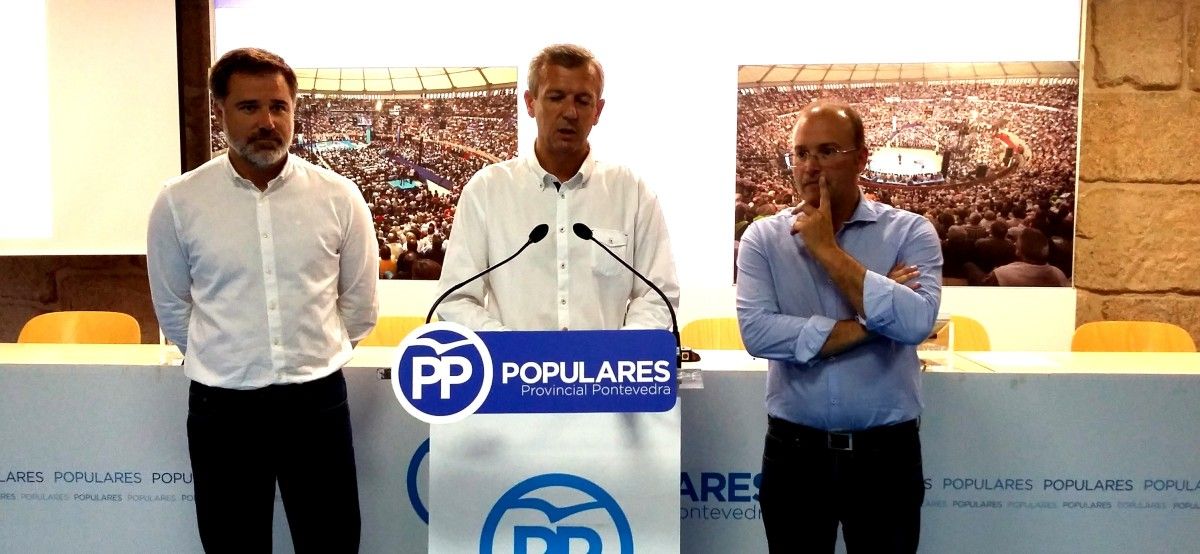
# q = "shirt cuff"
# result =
<box><xmin>794</xmin><ymin>314</ymin><xmax>837</xmax><ymax>364</ymax></box>
<box><xmin>861</xmin><ymin>270</ymin><xmax>897</xmax><ymax>331</ymax></box>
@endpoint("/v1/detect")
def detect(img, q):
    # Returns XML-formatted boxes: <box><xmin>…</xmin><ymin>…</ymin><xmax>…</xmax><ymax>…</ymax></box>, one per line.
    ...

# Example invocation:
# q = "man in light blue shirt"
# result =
<box><xmin>736</xmin><ymin>101</ymin><xmax>942</xmax><ymax>553</ymax></box>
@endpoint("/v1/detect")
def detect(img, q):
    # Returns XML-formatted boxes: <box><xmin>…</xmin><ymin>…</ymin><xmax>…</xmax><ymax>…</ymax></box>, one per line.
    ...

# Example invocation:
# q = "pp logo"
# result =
<box><xmin>406</xmin><ymin>439</ymin><xmax>429</xmax><ymax>524</ymax></box>
<box><xmin>391</xmin><ymin>322</ymin><xmax>493</xmax><ymax>424</ymax></box>
<box><xmin>480</xmin><ymin>473</ymin><xmax>633</xmax><ymax>554</ymax></box>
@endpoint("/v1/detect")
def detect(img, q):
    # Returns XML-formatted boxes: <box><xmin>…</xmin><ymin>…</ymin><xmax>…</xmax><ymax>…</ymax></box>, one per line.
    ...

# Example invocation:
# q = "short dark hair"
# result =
<box><xmin>989</xmin><ymin>220</ymin><xmax>1008</xmax><ymax>238</ymax></box>
<box><xmin>209</xmin><ymin>47</ymin><xmax>298</xmax><ymax>102</ymax></box>
<box><xmin>527</xmin><ymin>43</ymin><xmax>604</xmax><ymax>97</ymax></box>
<box><xmin>1017</xmin><ymin>228</ymin><xmax>1050</xmax><ymax>263</ymax></box>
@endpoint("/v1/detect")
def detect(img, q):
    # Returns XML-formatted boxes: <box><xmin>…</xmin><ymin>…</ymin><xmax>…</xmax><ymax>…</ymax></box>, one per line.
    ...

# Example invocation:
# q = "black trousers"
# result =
<box><xmin>187</xmin><ymin>370</ymin><xmax>361</xmax><ymax>553</ymax></box>
<box><xmin>759</xmin><ymin>417</ymin><xmax>925</xmax><ymax>554</ymax></box>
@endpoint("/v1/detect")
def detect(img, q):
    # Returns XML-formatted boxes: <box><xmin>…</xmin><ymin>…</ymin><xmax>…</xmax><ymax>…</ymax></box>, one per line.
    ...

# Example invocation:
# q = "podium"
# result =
<box><xmin>389</xmin><ymin>323</ymin><xmax>681</xmax><ymax>553</ymax></box>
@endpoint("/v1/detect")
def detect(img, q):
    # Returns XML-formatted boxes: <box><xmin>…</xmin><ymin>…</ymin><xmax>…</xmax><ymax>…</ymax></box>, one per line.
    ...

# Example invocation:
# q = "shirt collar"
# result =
<box><xmin>221</xmin><ymin>152</ymin><xmax>295</xmax><ymax>192</ymax></box>
<box><xmin>845</xmin><ymin>194</ymin><xmax>884</xmax><ymax>225</ymax></box>
<box><xmin>525</xmin><ymin>150</ymin><xmax>595</xmax><ymax>191</ymax></box>
<box><xmin>783</xmin><ymin>193</ymin><xmax>883</xmax><ymax>227</ymax></box>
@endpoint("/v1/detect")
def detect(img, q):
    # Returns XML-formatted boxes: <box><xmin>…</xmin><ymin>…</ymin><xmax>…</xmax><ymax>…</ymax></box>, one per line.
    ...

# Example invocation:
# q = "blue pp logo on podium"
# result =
<box><xmin>391</xmin><ymin>323</ymin><xmax>677</xmax><ymax>423</ymax></box>
<box><xmin>391</xmin><ymin>322</ymin><xmax>494</xmax><ymax>424</ymax></box>
<box><xmin>480</xmin><ymin>473</ymin><xmax>634</xmax><ymax>554</ymax></box>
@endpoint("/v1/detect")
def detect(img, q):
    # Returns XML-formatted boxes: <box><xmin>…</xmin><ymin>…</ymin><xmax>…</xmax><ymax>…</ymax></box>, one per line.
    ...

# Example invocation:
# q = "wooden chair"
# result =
<box><xmin>358</xmin><ymin>316</ymin><xmax>428</xmax><ymax>347</ymax></box>
<box><xmin>1071</xmin><ymin>321</ymin><xmax>1196</xmax><ymax>352</ymax></box>
<box><xmin>932</xmin><ymin>315</ymin><xmax>991</xmax><ymax>351</ymax></box>
<box><xmin>18</xmin><ymin>311</ymin><xmax>141</xmax><ymax>344</ymax></box>
<box><xmin>681</xmin><ymin>318</ymin><xmax>745</xmax><ymax>350</ymax></box>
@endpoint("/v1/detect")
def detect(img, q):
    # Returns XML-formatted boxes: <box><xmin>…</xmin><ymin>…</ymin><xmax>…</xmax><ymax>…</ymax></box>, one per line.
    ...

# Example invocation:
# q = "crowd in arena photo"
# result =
<box><xmin>212</xmin><ymin>89</ymin><xmax>518</xmax><ymax>281</ymax></box>
<box><xmin>862</xmin><ymin>169</ymin><xmax>944</xmax><ymax>186</ymax></box>
<box><xmin>736</xmin><ymin>79</ymin><xmax>1078</xmax><ymax>286</ymax></box>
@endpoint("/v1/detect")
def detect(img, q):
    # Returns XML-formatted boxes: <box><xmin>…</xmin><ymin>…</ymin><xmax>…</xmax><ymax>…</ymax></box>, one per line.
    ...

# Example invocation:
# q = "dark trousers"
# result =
<box><xmin>187</xmin><ymin>370</ymin><xmax>361</xmax><ymax>553</ymax></box>
<box><xmin>759</xmin><ymin>417</ymin><xmax>924</xmax><ymax>554</ymax></box>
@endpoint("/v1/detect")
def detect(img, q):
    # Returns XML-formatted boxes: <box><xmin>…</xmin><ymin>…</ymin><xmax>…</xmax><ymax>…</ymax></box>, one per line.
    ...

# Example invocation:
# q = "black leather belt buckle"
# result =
<box><xmin>827</xmin><ymin>432</ymin><xmax>853</xmax><ymax>451</ymax></box>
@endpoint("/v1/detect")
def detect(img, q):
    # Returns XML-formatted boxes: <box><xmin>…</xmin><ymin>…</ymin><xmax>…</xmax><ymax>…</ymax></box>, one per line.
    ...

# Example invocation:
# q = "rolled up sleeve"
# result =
<box><xmin>736</xmin><ymin>224</ymin><xmax>837</xmax><ymax>365</ymax></box>
<box><xmin>861</xmin><ymin>219</ymin><xmax>943</xmax><ymax>345</ymax></box>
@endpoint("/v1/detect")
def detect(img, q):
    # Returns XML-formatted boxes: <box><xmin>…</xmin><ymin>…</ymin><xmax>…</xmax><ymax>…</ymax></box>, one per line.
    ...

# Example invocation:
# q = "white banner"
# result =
<box><xmin>0</xmin><ymin>365</ymin><xmax>429</xmax><ymax>553</ymax></box>
<box><xmin>430</xmin><ymin>409</ymin><xmax>680</xmax><ymax>553</ymax></box>
<box><xmin>680</xmin><ymin>371</ymin><xmax>1200</xmax><ymax>553</ymax></box>
<box><xmin>2</xmin><ymin>361</ymin><xmax>1198</xmax><ymax>552</ymax></box>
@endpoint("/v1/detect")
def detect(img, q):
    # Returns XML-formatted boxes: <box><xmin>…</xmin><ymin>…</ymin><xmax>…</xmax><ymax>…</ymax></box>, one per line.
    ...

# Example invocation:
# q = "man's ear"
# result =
<box><xmin>212</xmin><ymin>100</ymin><xmax>225</xmax><ymax>130</ymax></box>
<box><xmin>854</xmin><ymin>146</ymin><xmax>870</xmax><ymax>172</ymax></box>
<box><xmin>523</xmin><ymin>90</ymin><xmax>536</xmax><ymax>118</ymax></box>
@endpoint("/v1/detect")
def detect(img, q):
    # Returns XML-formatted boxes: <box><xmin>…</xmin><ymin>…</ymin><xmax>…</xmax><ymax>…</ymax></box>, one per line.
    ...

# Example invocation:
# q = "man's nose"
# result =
<box><xmin>257</xmin><ymin>111</ymin><xmax>277</xmax><ymax>130</ymax></box>
<box><xmin>563</xmin><ymin>102</ymin><xmax>578</xmax><ymax>119</ymax></box>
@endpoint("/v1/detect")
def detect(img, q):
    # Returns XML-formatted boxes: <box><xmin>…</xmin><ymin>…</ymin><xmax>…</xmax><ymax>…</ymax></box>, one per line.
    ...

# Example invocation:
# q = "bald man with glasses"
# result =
<box><xmin>735</xmin><ymin>101</ymin><xmax>943</xmax><ymax>553</ymax></box>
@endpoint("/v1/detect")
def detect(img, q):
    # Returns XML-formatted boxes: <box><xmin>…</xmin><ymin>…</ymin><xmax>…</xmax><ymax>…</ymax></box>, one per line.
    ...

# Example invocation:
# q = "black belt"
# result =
<box><xmin>189</xmin><ymin>370</ymin><xmax>347</xmax><ymax>415</ymax></box>
<box><xmin>768</xmin><ymin>416</ymin><xmax>918</xmax><ymax>452</ymax></box>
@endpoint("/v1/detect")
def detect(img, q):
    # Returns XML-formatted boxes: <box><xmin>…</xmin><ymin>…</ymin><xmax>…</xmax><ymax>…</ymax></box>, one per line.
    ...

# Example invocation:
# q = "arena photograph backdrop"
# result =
<box><xmin>210</xmin><ymin>66</ymin><xmax>518</xmax><ymax>281</ymax></box>
<box><xmin>735</xmin><ymin>62</ymin><xmax>1079</xmax><ymax>287</ymax></box>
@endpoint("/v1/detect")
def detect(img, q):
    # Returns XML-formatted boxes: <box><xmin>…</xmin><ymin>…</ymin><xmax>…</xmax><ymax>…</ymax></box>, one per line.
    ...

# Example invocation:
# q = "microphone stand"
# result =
<box><xmin>572</xmin><ymin>223</ymin><xmax>691</xmax><ymax>367</ymax></box>
<box><xmin>425</xmin><ymin>223</ymin><xmax>550</xmax><ymax>324</ymax></box>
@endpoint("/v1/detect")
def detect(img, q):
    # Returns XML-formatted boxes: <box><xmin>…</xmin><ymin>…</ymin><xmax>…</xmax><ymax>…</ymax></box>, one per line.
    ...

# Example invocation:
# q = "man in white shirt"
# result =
<box><xmin>147</xmin><ymin>48</ymin><xmax>377</xmax><ymax>552</ymax></box>
<box><xmin>436</xmin><ymin>43</ymin><xmax>679</xmax><ymax>331</ymax></box>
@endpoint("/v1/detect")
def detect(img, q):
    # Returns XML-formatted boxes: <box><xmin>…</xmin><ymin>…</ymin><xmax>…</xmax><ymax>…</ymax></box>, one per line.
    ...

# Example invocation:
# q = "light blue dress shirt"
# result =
<box><xmin>736</xmin><ymin>198</ymin><xmax>942</xmax><ymax>431</ymax></box>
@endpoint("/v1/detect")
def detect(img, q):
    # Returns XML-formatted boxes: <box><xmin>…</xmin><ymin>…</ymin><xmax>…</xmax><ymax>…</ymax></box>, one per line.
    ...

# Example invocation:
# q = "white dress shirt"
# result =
<box><xmin>147</xmin><ymin>154</ymin><xmax>378</xmax><ymax>389</ymax></box>
<box><xmin>436</xmin><ymin>152</ymin><xmax>679</xmax><ymax>331</ymax></box>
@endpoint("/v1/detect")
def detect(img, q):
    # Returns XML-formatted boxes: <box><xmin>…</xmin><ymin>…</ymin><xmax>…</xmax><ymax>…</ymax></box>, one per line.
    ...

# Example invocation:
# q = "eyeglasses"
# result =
<box><xmin>784</xmin><ymin>145</ymin><xmax>859</xmax><ymax>169</ymax></box>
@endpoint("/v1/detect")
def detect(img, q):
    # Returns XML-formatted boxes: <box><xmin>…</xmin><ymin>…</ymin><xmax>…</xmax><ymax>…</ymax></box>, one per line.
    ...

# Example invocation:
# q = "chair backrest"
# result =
<box><xmin>18</xmin><ymin>311</ymin><xmax>142</xmax><ymax>344</ymax></box>
<box><xmin>358</xmin><ymin>316</ymin><xmax>428</xmax><ymax>347</ymax></box>
<box><xmin>933</xmin><ymin>315</ymin><xmax>991</xmax><ymax>351</ymax></box>
<box><xmin>1071</xmin><ymin>321</ymin><xmax>1196</xmax><ymax>352</ymax></box>
<box><xmin>681</xmin><ymin>318</ymin><xmax>745</xmax><ymax>350</ymax></box>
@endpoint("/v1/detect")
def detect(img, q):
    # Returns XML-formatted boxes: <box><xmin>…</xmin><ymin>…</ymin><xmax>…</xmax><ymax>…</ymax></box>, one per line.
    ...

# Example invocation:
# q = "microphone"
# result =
<box><xmin>425</xmin><ymin>223</ymin><xmax>550</xmax><ymax>324</ymax></box>
<box><xmin>571</xmin><ymin>222</ymin><xmax>689</xmax><ymax>366</ymax></box>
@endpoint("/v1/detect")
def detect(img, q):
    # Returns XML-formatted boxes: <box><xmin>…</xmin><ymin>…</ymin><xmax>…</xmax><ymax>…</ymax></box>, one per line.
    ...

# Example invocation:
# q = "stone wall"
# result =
<box><xmin>1077</xmin><ymin>0</ymin><xmax>1200</xmax><ymax>342</ymax></box>
<box><xmin>0</xmin><ymin>256</ymin><xmax>156</xmax><ymax>343</ymax></box>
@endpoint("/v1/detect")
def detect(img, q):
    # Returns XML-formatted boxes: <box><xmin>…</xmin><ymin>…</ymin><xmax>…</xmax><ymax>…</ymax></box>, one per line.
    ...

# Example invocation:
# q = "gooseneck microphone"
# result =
<box><xmin>425</xmin><ymin>224</ymin><xmax>550</xmax><ymax>324</ymax></box>
<box><xmin>571</xmin><ymin>222</ymin><xmax>683</xmax><ymax>365</ymax></box>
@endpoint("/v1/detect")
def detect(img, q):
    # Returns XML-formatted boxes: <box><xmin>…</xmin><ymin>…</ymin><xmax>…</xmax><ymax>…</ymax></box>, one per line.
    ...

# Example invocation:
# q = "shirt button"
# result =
<box><xmin>560</xmin><ymin>263</ymin><xmax>566</xmax><ymax>269</ymax></box>
<box><xmin>561</xmin><ymin>327</ymin><xmax>568</xmax><ymax>331</ymax></box>
<box><xmin>273</xmin><ymin>339</ymin><xmax>280</xmax><ymax>346</ymax></box>
<box><xmin>262</xmin><ymin>233</ymin><xmax>269</xmax><ymax>239</ymax></box>
<box><xmin>559</xmin><ymin>194</ymin><xmax>565</xmax><ymax>199</ymax></box>
<box><xmin>831</xmin><ymin>399</ymin><xmax>839</xmax><ymax>405</ymax></box>
<box><xmin>559</xmin><ymin>227</ymin><xmax>565</xmax><ymax>233</ymax></box>
<box><xmin>268</xmin><ymin>301</ymin><xmax>277</xmax><ymax>310</ymax></box>
<box><xmin>264</xmin><ymin>268</ymin><xmax>272</xmax><ymax>275</ymax></box>
<box><xmin>560</xmin><ymin>299</ymin><xmax>567</xmax><ymax>305</ymax></box>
